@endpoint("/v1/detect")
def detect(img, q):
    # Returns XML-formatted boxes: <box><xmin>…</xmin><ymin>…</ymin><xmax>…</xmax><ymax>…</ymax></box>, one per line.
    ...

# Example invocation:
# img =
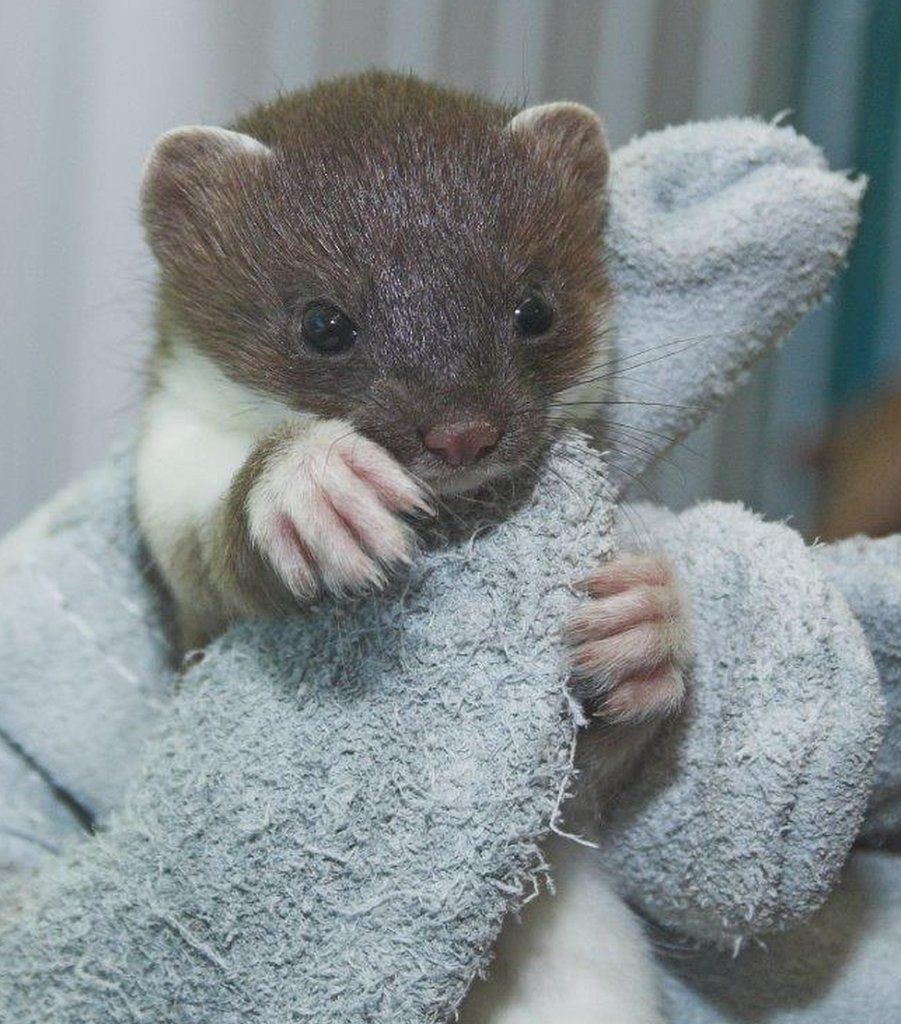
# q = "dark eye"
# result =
<box><xmin>301</xmin><ymin>301</ymin><xmax>358</xmax><ymax>354</ymax></box>
<box><xmin>514</xmin><ymin>292</ymin><xmax>554</xmax><ymax>336</ymax></box>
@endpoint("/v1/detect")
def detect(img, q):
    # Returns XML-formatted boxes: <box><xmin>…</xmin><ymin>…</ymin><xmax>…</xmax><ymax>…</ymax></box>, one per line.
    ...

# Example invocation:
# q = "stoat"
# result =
<box><xmin>135</xmin><ymin>71</ymin><xmax>688</xmax><ymax>1024</ymax></box>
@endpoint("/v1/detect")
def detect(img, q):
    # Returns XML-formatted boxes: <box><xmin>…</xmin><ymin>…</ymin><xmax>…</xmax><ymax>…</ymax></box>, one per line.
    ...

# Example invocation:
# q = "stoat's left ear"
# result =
<box><xmin>508</xmin><ymin>102</ymin><xmax>610</xmax><ymax>205</ymax></box>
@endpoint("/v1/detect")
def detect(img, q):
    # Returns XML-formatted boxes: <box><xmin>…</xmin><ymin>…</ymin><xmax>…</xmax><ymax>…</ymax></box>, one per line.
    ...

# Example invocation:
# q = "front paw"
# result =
<box><xmin>564</xmin><ymin>554</ymin><xmax>689</xmax><ymax>721</ymax></box>
<box><xmin>247</xmin><ymin>419</ymin><xmax>432</xmax><ymax>599</ymax></box>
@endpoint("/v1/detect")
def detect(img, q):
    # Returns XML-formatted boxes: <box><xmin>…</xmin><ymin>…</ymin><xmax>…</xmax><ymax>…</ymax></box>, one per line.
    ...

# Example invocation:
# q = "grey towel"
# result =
<box><xmin>660</xmin><ymin>849</ymin><xmax>901</xmax><ymax>1023</ymax></box>
<box><xmin>602</xmin><ymin>503</ymin><xmax>885</xmax><ymax>947</ymax></box>
<box><xmin>816</xmin><ymin>535</ymin><xmax>901</xmax><ymax>843</ymax></box>
<box><xmin>605</xmin><ymin>117</ymin><xmax>864</xmax><ymax>488</ymax></box>
<box><xmin>0</xmin><ymin>117</ymin><xmax>886</xmax><ymax>1023</ymax></box>
<box><xmin>0</xmin><ymin>436</ymin><xmax>613</xmax><ymax>1023</ymax></box>
<box><xmin>0</xmin><ymin>450</ymin><xmax>894</xmax><ymax>1023</ymax></box>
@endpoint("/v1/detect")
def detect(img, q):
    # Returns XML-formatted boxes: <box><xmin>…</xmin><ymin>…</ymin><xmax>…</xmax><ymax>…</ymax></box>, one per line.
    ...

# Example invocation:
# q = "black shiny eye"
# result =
<box><xmin>514</xmin><ymin>292</ymin><xmax>554</xmax><ymax>336</ymax></box>
<box><xmin>301</xmin><ymin>301</ymin><xmax>358</xmax><ymax>354</ymax></box>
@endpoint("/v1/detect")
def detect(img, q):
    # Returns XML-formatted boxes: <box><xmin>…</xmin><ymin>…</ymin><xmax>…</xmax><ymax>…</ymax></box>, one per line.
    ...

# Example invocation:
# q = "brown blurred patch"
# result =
<box><xmin>813</xmin><ymin>386</ymin><xmax>901</xmax><ymax>541</ymax></box>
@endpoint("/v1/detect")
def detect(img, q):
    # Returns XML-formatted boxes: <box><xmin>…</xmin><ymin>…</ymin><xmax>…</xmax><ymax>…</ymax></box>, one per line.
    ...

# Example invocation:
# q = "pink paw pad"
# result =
<box><xmin>564</xmin><ymin>554</ymin><xmax>688</xmax><ymax>721</ymax></box>
<box><xmin>248</xmin><ymin>421</ymin><xmax>433</xmax><ymax>600</ymax></box>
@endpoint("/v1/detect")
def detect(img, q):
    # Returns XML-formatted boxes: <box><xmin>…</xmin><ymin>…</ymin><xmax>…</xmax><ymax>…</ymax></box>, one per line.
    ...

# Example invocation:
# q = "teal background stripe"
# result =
<box><xmin>831</xmin><ymin>0</ymin><xmax>901</xmax><ymax>407</ymax></box>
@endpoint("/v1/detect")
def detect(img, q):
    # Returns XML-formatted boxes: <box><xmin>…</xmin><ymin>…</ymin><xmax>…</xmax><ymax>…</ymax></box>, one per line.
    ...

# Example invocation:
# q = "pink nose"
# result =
<box><xmin>423</xmin><ymin>420</ymin><xmax>501</xmax><ymax>467</ymax></box>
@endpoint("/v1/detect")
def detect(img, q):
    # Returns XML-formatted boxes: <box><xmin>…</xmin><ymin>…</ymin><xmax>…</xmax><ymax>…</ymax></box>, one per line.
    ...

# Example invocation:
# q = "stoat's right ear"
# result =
<box><xmin>140</xmin><ymin>126</ymin><xmax>271</xmax><ymax>262</ymax></box>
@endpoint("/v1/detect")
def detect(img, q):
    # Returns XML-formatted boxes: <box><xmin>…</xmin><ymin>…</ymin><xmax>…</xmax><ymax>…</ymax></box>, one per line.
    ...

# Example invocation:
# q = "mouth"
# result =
<box><xmin>430</xmin><ymin>464</ymin><xmax>507</xmax><ymax>495</ymax></box>
<box><xmin>407</xmin><ymin>426</ymin><xmax>554</xmax><ymax>498</ymax></box>
<box><xmin>422</xmin><ymin>460</ymin><xmax>511</xmax><ymax>495</ymax></box>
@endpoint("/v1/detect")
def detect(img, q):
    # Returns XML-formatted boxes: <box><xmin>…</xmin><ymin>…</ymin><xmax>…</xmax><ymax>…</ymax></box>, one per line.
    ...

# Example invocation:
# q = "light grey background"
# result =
<box><xmin>0</xmin><ymin>1</ymin><xmax>882</xmax><ymax>533</ymax></box>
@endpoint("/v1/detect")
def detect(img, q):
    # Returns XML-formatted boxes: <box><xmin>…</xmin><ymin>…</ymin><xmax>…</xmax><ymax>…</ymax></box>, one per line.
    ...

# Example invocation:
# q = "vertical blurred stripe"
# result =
<box><xmin>705</xmin><ymin>1</ymin><xmax>805</xmax><ymax>516</ymax></box>
<box><xmin>2</xmin><ymin>0</ymin><xmax>893</xmax><ymax>533</ymax></box>
<box><xmin>759</xmin><ymin>0</ymin><xmax>870</xmax><ymax>528</ymax></box>
<box><xmin>386</xmin><ymin>0</ymin><xmax>445</xmax><ymax>77</ymax></box>
<box><xmin>875</xmin><ymin>94</ymin><xmax>901</xmax><ymax>380</ymax></box>
<box><xmin>265</xmin><ymin>1</ymin><xmax>324</xmax><ymax>88</ymax></box>
<box><xmin>646</xmin><ymin>0</ymin><xmax>705</xmax><ymax>128</ymax></box>
<box><xmin>695</xmin><ymin>0</ymin><xmax>765</xmax><ymax>512</ymax></box>
<box><xmin>543</xmin><ymin>0</ymin><xmax>603</xmax><ymax>104</ymax></box>
<box><xmin>696</xmin><ymin>0</ymin><xmax>761</xmax><ymax>118</ymax></box>
<box><xmin>618</xmin><ymin>0</ymin><xmax>707</xmax><ymax>510</ymax></box>
<box><xmin>438</xmin><ymin>0</ymin><xmax>499</xmax><ymax>94</ymax></box>
<box><xmin>753</xmin><ymin>0</ymin><xmax>808</xmax><ymax>115</ymax></box>
<box><xmin>319</xmin><ymin>0</ymin><xmax>390</xmax><ymax>76</ymax></box>
<box><xmin>593</xmin><ymin>0</ymin><xmax>657</xmax><ymax>145</ymax></box>
<box><xmin>0</xmin><ymin>1</ymin><xmax>88</xmax><ymax>521</ymax></box>
<box><xmin>831</xmin><ymin>0</ymin><xmax>901</xmax><ymax>407</ymax></box>
<box><xmin>488</xmin><ymin>0</ymin><xmax>550</xmax><ymax>104</ymax></box>
<box><xmin>637</xmin><ymin>0</ymin><xmax>783</xmax><ymax>514</ymax></box>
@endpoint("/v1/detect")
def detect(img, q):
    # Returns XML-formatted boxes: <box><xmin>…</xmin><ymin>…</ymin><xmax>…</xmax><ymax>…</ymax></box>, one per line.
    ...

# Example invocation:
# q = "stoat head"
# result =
<box><xmin>141</xmin><ymin>73</ymin><xmax>612</xmax><ymax>493</ymax></box>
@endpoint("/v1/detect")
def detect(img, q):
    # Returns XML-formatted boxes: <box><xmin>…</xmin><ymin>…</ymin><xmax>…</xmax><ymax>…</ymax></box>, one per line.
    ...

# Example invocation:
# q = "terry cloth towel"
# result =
<box><xmin>660</xmin><ymin>848</ymin><xmax>901</xmax><ymax>1023</ymax></box>
<box><xmin>0</xmin><ymin>435</ymin><xmax>614</xmax><ymax>1023</ymax></box>
<box><xmin>604</xmin><ymin>118</ymin><xmax>864</xmax><ymax>488</ymax></box>
<box><xmin>0</xmin><ymin>116</ymin><xmax>864</xmax><ymax>867</ymax></box>
<box><xmin>0</xmin><ymin>118</ymin><xmax>872</xmax><ymax>1022</ymax></box>
<box><xmin>0</xmin><ymin>448</ymin><xmax>891</xmax><ymax>1023</ymax></box>
<box><xmin>600</xmin><ymin>502</ymin><xmax>885</xmax><ymax>948</ymax></box>
<box><xmin>816</xmin><ymin>534</ymin><xmax>901</xmax><ymax>843</ymax></box>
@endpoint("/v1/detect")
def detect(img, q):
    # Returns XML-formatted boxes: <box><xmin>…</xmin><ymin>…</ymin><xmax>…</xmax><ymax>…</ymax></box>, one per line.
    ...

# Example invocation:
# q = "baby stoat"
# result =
<box><xmin>135</xmin><ymin>72</ymin><xmax>687</xmax><ymax>1023</ymax></box>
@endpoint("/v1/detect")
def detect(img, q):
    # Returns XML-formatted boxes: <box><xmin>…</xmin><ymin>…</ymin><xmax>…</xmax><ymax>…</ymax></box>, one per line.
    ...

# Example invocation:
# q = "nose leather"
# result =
<box><xmin>423</xmin><ymin>420</ymin><xmax>501</xmax><ymax>466</ymax></box>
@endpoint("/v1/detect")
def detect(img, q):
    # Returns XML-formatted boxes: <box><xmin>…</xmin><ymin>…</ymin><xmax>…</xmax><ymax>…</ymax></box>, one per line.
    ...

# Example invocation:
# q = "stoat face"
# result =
<box><xmin>141</xmin><ymin>73</ymin><xmax>612</xmax><ymax>494</ymax></box>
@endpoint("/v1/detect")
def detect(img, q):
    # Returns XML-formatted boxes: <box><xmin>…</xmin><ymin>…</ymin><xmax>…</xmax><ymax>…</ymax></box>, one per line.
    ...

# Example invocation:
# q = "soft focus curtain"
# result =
<box><xmin>1</xmin><ymin>0</ymin><xmax>896</xmax><ymax>533</ymax></box>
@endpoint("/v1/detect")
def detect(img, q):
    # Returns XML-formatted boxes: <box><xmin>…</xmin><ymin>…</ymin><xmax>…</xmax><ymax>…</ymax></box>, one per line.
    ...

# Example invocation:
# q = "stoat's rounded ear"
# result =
<box><xmin>140</xmin><ymin>126</ymin><xmax>271</xmax><ymax>262</ymax></box>
<box><xmin>508</xmin><ymin>102</ymin><xmax>610</xmax><ymax>205</ymax></box>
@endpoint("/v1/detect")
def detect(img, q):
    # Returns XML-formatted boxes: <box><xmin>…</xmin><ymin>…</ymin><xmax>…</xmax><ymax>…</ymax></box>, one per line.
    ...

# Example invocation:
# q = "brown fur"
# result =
<box><xmin>813</xmin><ymin>387</ymin><xmax>901</xmax><ymax>541</ymax></box>
<box><xmin>139</xmin><ymin>71</ymin><xmax>614</xmax><ymax>647</ymax></box>
<box><xmin>161</xmin><ymin>427</ymin><xmax>317</xmax><ymax>648</ymax></box>
<box><xmin>143</xmin><ymin>71</ymin><xmax>611</xmax><ymax>483</ymax></box>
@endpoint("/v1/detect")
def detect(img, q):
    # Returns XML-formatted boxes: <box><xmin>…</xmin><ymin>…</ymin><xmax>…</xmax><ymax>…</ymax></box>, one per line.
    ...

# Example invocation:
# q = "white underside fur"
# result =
<box><xmin>134</xmin><ymin>342</ymin><xmax>308</xmax><ymax>561</ymax></box>
<box><xmin>460</xmin><ymin>835</ymin><xmax>662</xmax><ymax>1024</ymax></box>
<box><xmin>136</xmin><ymin>343</ymin><xmax>660</xmax><ymax>1021</ymax></box>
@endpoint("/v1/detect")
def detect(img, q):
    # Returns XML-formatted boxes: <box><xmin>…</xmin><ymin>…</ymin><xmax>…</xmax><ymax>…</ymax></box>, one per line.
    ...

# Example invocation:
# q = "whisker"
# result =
<box><xmin>595</xmin><ymin>435</ymin><xmax>662</xmax><ymax>466</ymax></box>
<box><xmin>598</xmin><ymin>419</ymin><xmax>681</xmax><ymax>445</ymax></box>
<box><xmin>562</xmin><ymin>323</ymin><xmax>760</xmax><ymax>392</ymax></box>
<box><xmin>612</xmin><ymin>496</ymin><xmax>657</xmax><ymax>551</ymax></box>
<box><xmin>603</xmin><ymin>420</ymin><xmax>701</xmax><ymax>461</ymax></box>
<box><xmin>548</xmin><ymin>397</ymin><xmax>692</xmax><ymax>412</ymax></box>
<box><xmin>566</xmin><ymin>338</ymin><xmax>710</xmax><ymax>394</ymax></box>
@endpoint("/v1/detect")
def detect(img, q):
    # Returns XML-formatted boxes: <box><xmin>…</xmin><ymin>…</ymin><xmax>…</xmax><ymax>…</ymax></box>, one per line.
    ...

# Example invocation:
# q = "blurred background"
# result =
<box><xmin>1</xmin><ymin>0</ymin><xmax>899</xmax><ymax>538</ymax></box>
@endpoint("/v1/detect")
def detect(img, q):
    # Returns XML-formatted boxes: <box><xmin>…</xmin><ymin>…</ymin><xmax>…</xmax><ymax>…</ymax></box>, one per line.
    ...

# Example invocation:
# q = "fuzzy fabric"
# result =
<box><xmin>816</xmin><ymin>535</ymin><xmax>901</xmax><ymax>843</ymax></box>
<box><xmin>661</xmin><ymin>848</ymin><xmax>901</xmax><ymax>1023</ymax></box>
<box><xmin>0</xmin><ymin>117</ymin><xmax>884</xmax><ymax>1023</ymax></box>
<box><xmin>604</xmin><ymin>118</ymin><xmax>864</xmax><ymax>488</ymax></box>
<box><xmin>0</xmin><ymin>452</ymin><xmax>174</xmax><ymax>842</ymax></box>
<box><xmin>0</xmin><ymin>448</ymin><xmax>895</xmax><ymax>1023</ymax></box>
<box><xmin>0</xmin><ymin>738</ymin><xmax>84</xmax><ymax>873</ymax></box>
<box><xmin>0</xmin><ymin>435</ymin><xmax>613</xmax><ymax>1023</ymax></box>
<box><xmin>602</xmin><ymin>503</ymin><xmax>885</xmax><ymax>948</ymax></box>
